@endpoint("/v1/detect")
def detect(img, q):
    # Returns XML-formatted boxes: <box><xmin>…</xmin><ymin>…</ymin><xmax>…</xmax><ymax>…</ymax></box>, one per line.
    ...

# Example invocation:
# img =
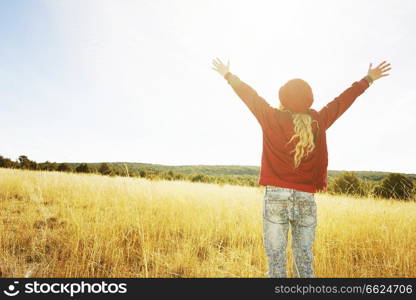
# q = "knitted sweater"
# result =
<box><xmin>224</xmin><ymin>72</ymin><xmax>370</xmax><ymax>193</ymax></box>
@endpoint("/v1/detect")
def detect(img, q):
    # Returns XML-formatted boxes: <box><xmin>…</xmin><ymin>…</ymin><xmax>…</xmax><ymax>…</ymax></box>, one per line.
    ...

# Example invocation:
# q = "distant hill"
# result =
<box><xmin>67</xmin><ymin>162</ymin><xmax>416</xmax><ymax>182</ymax></box>
<box><xmin>3</xmin><ymin>154</ymin><xmax>414</xmax><ymax>188</ymax></box>
<box><xmin>327</xmin><ymin>170</ymin><xmax>416</xmax><ymax>181</ymax></box>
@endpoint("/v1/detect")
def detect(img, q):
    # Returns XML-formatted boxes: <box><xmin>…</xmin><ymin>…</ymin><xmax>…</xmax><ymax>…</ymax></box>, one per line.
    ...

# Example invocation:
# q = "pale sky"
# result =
<box><xmin>1</xmin><ymin>0</ymin><xmax>415</xmax><ymax>173</ymax></box>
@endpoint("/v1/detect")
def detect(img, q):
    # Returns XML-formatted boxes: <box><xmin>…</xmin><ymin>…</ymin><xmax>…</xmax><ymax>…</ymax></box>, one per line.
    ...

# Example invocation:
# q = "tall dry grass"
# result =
<box><xmin>0</xmin><ymin>168</ymin><xmax>415</xmax><ymax>277</ymax></box>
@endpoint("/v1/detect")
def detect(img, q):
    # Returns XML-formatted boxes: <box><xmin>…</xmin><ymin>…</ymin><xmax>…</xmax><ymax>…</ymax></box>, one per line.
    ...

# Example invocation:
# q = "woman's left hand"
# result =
<box><xmin>368</xmin><ymin>61</ymin><xmax>391</xmax><ymax>81</ymax></box>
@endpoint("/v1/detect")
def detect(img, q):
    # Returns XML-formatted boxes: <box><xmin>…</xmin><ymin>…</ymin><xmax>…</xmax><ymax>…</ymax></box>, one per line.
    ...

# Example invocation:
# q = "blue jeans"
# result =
<box><xmin>262</xmin><ymin>185</ymin><xmax>317</xmax><ymax>278</ymax></box>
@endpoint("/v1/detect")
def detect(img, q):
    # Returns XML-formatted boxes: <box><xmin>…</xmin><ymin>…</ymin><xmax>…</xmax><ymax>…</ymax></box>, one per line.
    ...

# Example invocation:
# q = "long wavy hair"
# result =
<box><xmin>279</xmin><ymin>103</ymin><xmax>319</xmax><ymax>168</ymax></box>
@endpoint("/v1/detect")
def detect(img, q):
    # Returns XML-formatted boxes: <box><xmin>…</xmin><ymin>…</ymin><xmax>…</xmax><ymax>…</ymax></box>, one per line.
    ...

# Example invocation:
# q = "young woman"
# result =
<box><xmin>212</xmin><ymin>58</ymin><xmax>391</xmax><ymax>277</ymax></box>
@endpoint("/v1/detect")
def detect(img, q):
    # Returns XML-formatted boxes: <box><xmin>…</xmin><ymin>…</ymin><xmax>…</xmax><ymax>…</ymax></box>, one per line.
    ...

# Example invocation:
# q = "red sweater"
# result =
<box><xmin>224</xmin><ymin>72</ymin><xmax>370</xmax><ymax>193</ymax></box>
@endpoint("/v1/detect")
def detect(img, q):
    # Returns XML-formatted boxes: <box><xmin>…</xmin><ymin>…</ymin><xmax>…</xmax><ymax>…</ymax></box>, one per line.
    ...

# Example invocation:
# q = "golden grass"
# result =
<box><xmin>0</xmin><ymin>168</ymin><xmax>415</xmax><ymax>277</ymax></box>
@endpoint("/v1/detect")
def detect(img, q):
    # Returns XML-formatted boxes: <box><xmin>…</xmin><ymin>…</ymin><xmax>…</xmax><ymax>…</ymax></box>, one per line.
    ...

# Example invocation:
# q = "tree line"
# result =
<box><xmin>0</xmin><ymin>155</ymin><xmax>258</xmax><ymax>187</ymax></box>
<box><xmin>1</xmin><ymin>155</ymin><xmax>414</xmax><ymax>200</ymax></box>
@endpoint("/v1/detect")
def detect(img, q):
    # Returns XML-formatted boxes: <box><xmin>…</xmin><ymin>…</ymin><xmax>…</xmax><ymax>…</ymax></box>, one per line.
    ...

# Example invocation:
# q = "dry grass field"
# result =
<box><xmin>0</xmin><ymin>168</ymin><xmax>415</xmax><ymax>278</ymax></box>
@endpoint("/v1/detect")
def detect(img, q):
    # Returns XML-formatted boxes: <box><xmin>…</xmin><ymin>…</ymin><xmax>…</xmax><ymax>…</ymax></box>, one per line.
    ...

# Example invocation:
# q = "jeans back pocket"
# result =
<box><xmin>263</xmin><ymin>186</ymin><xmax>290</xmax><ymax>224</ymax></box>
<box><xmin>264</xmin><ymin>201</ymin><xmax>289</xmax><ymax>224</ymax></box>
<box><xmin>298</xmin><ymin>200</ymin><xmax>317</xmax><ymax>227</ymax></box>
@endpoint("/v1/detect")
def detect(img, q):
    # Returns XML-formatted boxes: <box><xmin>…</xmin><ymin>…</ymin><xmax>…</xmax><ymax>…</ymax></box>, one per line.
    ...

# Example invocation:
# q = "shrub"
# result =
<box><xmin>137</xmin><ymin>169</ymin><xmax>147</xmax><ymax>177</ymax></box>
<box><xmin>327</xmin><ymin>171</ymin><xmax>366</xmax><ymax>196</ymax></box>
<box><xmin>98</xmin><ymin>163</ymin><xmax>112</xmax><ymax>175</ymax></box>
<box><xmin>373</xmin><ymin>173</ymin><xmax>414</xmax><ymax>200</ymax></box>
<box><xmin>190</xmin><ymin>174</ymin><xmax>209</xmax><ymax>183</ymax></box>
<box><xmin>75</xmin><ymin>163</ymin><xmax>90</xmax><ymax>173</ymax></box>
<box><xmin>57</xmin><ymin>163</ymin><xmax>71</xmax><ymax>172</ymax></box>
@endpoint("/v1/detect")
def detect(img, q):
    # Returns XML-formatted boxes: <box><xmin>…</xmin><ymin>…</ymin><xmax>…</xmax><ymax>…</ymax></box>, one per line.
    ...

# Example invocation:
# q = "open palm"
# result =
<box><xmin>212</xmin><ymin>58</ymin><xmax>230</xmax><ymax>77</ymax></box>
<box><xmin>368</xmin><ymin>61</ymin><xmax>391</xmax><ymax>81</ymax></box>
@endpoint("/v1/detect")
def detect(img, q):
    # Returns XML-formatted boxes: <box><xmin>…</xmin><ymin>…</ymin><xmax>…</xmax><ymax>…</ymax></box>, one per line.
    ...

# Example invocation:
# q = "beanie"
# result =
<box><xmin>279</xmin><ymin>78</ymin><xmax>314</xmax><ymax>113</ymax></box>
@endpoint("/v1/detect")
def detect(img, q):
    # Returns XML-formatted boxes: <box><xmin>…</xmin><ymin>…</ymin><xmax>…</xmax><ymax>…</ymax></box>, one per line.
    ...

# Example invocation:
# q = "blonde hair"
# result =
<box><xmin>279</xmin><ymin>104</ymin><xmax>319</xmax><ymax>168</ymax></box>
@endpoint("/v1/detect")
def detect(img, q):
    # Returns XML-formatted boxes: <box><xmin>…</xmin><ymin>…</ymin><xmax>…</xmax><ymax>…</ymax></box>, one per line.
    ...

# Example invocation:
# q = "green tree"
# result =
<box><xmin>0</xmin><ymin>155</ymin><xmax>18</xmax><ymax>168</ymax></box>
<box><xmin>38</xmin><ymin>161</ymin><xmax>58</xmax><ymax>171</ymax></box>
<box><xmin>18</xmin><ymin>155</ymin><xmax>37</xmax><ymax>170</ymax></box>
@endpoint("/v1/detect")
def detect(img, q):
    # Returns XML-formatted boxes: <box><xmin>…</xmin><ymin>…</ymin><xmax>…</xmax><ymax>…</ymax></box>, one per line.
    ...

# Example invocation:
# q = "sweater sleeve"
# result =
<box><xmin>318</xmin><ymin>77</ymin><xmax>370</xmax><ymax>130</ymax></box>
<box><xmin>224</xmin><ymin>72</ymin><xmax>275</xmax><ymax>127</ymax></box>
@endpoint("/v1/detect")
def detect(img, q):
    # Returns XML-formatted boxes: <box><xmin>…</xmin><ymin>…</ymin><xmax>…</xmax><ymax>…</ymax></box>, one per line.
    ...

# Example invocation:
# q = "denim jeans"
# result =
<box><xmin>262</xmin><ymin>185</ymin><xmax>317</xmax><ymax>278</ymax></box>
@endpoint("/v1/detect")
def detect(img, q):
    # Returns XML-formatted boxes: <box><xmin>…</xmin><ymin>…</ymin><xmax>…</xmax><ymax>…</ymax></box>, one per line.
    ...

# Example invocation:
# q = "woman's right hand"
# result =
<box><xmin>212</xmin><ymin>58</ymin><xmax>230</xmax><ymax>77</ymax></box>
<box><xmin>368</xmin><ymin>61</ymin><xmax>391</xmax><ymax>81</ymax></box>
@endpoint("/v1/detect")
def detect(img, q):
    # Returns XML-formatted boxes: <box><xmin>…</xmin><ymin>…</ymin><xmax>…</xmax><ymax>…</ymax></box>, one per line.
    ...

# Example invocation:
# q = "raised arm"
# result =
<box><xmin>212</xmin><ymin>58</ymin><xmax>274</xmax><ymax>127</ymax></box>
<box><xmin>318</xmin><ymin>61</ymin><xmax>391</xmax><ymax>130</ymax></box>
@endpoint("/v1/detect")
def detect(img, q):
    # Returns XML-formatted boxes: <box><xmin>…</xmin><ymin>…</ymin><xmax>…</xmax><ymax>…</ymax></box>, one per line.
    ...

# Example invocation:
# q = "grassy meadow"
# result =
<box><xmin>0</xmin><ymin>168</ymin><xmax>415</xmax><ymax>278</ymax></box>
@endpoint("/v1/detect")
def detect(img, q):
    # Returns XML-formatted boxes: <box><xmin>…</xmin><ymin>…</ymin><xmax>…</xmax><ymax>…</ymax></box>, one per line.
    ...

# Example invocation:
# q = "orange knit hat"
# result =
<box><xmin>279</xmin><ymin>78</ymin><xmax>314</xmax><ymax>113</ymax></box>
